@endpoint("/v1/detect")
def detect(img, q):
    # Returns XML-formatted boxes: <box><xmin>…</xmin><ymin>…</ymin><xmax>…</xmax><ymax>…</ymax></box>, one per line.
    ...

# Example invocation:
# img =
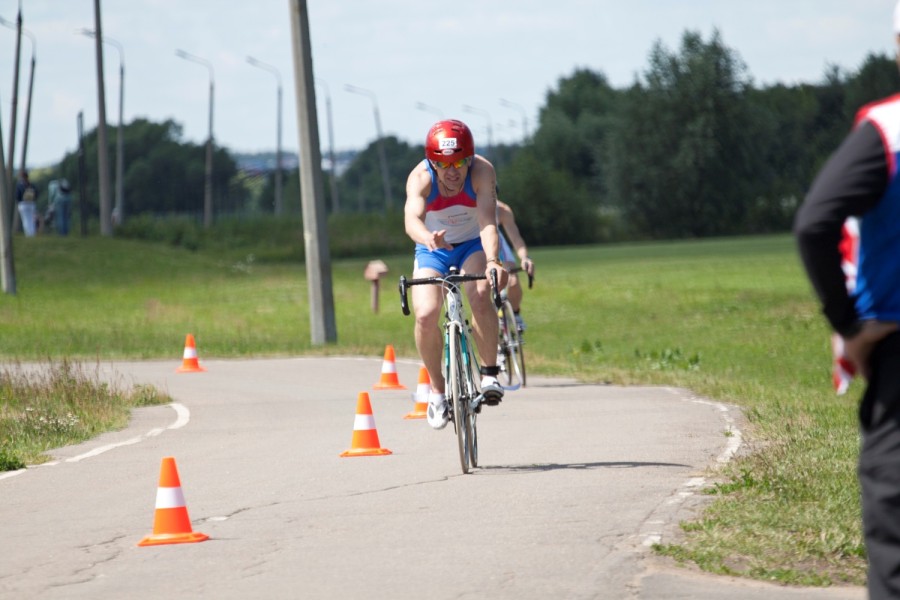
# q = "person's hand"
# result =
<box><xmin>844</xmin><ymin>320</ymin><xmax>899</xmax><ymax>379</ymax></box>
<box><xmin>486</xmin><ymin>262</ymin><xmax>509</xmax><ymax>291</ymax></box>
<box><xmin>521</xmin><ymin>257</ymin><xmax>535</xmax><ymax>278</ymax></box>
<box><xmin>426</xmin><ymin>229</ymin><xmax>453</xmax><ymax>251</ymax></box>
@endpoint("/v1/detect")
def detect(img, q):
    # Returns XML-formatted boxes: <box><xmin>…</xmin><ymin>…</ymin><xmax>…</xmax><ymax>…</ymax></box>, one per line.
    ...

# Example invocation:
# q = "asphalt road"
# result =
<box><xmin>0</xmin><ymin>356</ymin><xmax>866</xmax><ymax>599</ymax></box>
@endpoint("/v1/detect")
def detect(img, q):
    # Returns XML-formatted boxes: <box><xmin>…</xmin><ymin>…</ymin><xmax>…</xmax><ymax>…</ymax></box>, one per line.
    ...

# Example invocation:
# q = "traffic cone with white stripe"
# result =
<box><xmin>340</xmin><ymin>392</ymin><xmax>392</xmax><ymax>457</ymax></box>
<box><xmin>138</xmin><ymin>456</ymin><xmax>209</xmax><ymax>546</ymax></box>
<box><xmin>373</xmin><ymin>344</ymin><xmax>406</xmax><ymax>389</ymax></box>
<box><xmin>176</xmin><ymin>333</ymin><xmax>206</xmax><ymax>373</ymax></box>
<box><xmin>404</xmin><ymin>366</ymin><xmax>430</xmax><ymax>420</ymax></box>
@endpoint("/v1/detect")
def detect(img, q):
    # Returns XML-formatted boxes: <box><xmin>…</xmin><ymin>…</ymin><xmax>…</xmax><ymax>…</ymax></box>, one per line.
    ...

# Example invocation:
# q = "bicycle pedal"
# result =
<box><xmin>479</xmin><ymin>392</ymin><xmax>502</xmax><ymax>407</ymax></box>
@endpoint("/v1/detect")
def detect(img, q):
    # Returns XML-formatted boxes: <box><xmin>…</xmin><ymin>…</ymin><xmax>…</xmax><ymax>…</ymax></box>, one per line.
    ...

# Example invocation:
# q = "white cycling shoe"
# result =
<box><xmin>426</xmin><ymin>393</ymin><xmax>449</xmax><ymax>430</ymax></box>
<box><xmin>480</xmin><ymin>376</ymin><xmax>504</xmax><ymax>406</ymax></box>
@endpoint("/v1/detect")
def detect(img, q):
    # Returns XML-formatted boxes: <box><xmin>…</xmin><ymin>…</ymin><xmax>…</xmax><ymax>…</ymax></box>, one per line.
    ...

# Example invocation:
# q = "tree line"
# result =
<box><xmin>31</xmin><ymin>29</ymin><xmax>900</xmax><ymax>245</ymax></box>
<box><xmin>501</xmin><ymin>30</ymin><xmax>900</xmax><ymax>245</ymax></box>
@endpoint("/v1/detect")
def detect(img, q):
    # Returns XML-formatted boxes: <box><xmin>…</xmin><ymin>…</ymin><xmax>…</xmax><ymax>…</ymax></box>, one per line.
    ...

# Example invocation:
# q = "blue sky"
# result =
<box><xmin>0</xmin><ymin>0</ymin><xmax>895</xmax><ymax>169</ymax></box>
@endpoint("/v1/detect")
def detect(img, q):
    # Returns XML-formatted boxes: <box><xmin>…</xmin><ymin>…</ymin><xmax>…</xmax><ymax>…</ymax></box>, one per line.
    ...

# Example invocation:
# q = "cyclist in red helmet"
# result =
<box><xmin>404</xmin><ymin>119</ymin><xmax>509</xmax><ymax>429</ymax></box>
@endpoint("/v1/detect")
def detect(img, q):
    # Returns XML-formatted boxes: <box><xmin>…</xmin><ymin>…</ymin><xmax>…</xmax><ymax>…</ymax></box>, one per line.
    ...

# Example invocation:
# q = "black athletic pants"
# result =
<box><xmin>859</xmin><ymin>332</ymin><xmax>900</xmax><ymax>599</ymax></box>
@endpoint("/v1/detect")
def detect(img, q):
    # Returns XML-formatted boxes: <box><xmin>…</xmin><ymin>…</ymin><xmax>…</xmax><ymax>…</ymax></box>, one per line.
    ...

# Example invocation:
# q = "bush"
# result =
<box><xmin>115</xmin><ymin>211</ymin><xmax>411</xmax><ymax>263</ymax></box>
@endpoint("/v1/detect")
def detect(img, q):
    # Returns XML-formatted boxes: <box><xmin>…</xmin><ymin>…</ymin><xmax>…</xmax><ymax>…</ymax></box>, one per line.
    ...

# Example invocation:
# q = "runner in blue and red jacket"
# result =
<box><xmin>794</xmin><ymin>8</ymin><xmax>900</xmax><ymax>594</ymax></box>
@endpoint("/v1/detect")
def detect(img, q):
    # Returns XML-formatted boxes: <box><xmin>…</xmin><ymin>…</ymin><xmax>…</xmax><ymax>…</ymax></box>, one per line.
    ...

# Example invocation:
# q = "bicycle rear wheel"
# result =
<box><xmin>448</xmin><ymin>324</ymin><xmax>471</xmax><ymax>474</ymax></box>
<box><xmin>498</xmin><ymin>301</ymin><xmax>526</xmax><ymax>388</ymax></box>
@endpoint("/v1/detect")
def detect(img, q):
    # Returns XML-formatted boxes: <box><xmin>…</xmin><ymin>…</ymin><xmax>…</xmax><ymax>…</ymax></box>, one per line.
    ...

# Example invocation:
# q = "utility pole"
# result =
<box><xmin>6</xmin><ymin>4</ymin><xmax>22</xmax><ymax>232</ymax></box>
<box><xmin>289</xmin><ymin>0</ymin><xmax>337</xmax><ymax>344</ymax></box>
<box><xmin>0</xmin><ymin>95</ymin><xmax>15</xmax><ymax>294</ymax></box>
<box><xmin>16</xmin><ymin>25</ymin><xmax>35</xmax><ymax>191</ymax></box>
<box><xmin>79</xmin><ymin>30</ymin><xmax>125</xmax><ymax>225</ymax></box>
<box><xmin>92</xmin><ymin>0</ymin><xmax>113</xmax><ymax>236</ymax></box>
<box><xmin>77</xmin><ymin>113</ymin><xmax>88</xmax><ymax>236</ymax></box>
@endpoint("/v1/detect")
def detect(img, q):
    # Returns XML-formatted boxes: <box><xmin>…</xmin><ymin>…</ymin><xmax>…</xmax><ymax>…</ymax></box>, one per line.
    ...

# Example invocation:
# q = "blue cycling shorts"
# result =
<box><xmin>414</xmin><ymin>238</ymin><xmax>484</xmax><ymax>275</ymax></box>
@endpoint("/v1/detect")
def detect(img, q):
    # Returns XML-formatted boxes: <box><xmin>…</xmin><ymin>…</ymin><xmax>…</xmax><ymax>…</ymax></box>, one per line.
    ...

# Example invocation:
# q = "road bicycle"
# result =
<box><xmin>399</xmin><ymin>267</ymin><xmax>501</xmax><ymax>474</ymax></box>
<box><xmin>497</xmin><ymin>267</ymin><xmax>533</xmax><ymax>390</ymax></box>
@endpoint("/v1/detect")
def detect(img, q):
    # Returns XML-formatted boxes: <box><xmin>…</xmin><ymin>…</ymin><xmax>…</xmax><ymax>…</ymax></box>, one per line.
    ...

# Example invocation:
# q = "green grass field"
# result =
<box><xmin>0</xmin><ymin>232</ymin><xmax>866</xmax><ymax>586</ymax></box>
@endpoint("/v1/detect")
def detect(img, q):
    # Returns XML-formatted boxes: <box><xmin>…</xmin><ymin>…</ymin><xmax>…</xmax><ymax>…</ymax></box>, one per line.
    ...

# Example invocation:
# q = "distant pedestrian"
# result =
<box><xmin>794</xmin><ymin>2</ymin><xmax>900</xmax><ymax>597</ymax></box>
<box><xmin>48</xmin><ymin>179</ymin><xmax>73</xmax><ymax>236</ymax></box>
<box><xmin>15</xmin><ymin>170</ymin><xmax>38</xmax><ymax>237</ymax></box>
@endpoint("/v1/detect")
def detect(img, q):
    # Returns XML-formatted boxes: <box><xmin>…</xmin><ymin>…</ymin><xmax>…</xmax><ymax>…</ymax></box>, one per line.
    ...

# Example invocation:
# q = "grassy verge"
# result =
<box><xmin>0</xmin><ymin>232</ymin><xmax>866</xmax><ymax>586</ymax></box>
<box><xmin>0</xmin><ymin>360</ymin><xmax>171</xmax><ymax>468</ymax></box>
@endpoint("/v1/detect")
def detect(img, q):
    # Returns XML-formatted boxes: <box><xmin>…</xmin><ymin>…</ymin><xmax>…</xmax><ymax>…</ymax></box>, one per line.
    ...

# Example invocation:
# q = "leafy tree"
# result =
<box><xmin>499</xmin><ymin>147</ymin><xmax>598</xmax><ymax>245</ymax></box>
<box><xmin>337</xmin><ymin>136</ymin><xmax>421</xmax><ymax>213</ymax></box>
<box><xmin>606</xmin><ymin>30</ymin><xmax>765</xmax><ymax>238</ymax></box>
<box><xmin>743</xmin><ymin>83</ymin><xmax>820</xmax><ymax>231</ymax></box>
<box><xmin>844</xmin><ymin>53</ymin><xmax>900</xmax><ymax>121</ymax></box>
<box><xmin>496</xmin><ymin>68</ymin><xmax>614</xmax><ymax>244</ymax></box>
<box><xmin>48</xmin><ymin>118</ymin><xmax>240</xmax><ymax>222</ymax></box>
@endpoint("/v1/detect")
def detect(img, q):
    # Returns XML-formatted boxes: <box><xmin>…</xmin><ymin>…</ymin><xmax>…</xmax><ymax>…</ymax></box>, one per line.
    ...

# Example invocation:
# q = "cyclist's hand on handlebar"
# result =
<box><xmin>521</xmin><ymin>257</ymin><xmax>535</xmax><ymax>278</ymax></box>
<box><xmin>426</xmin><ymin>229</ymin><xmax>453</xmax><ymax>251</ymax></box>
<box><xmin>487</xmin><ymin>263</ymin><xmax>509</xmax><ymax>291</ymax></box>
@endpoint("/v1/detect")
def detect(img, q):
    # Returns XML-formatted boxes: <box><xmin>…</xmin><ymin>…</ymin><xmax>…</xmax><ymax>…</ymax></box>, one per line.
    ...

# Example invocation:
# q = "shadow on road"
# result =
<box><xmin>480</xmin><ymin>461</ymin><xmax>691</xmax><ymax>473</ymax></box>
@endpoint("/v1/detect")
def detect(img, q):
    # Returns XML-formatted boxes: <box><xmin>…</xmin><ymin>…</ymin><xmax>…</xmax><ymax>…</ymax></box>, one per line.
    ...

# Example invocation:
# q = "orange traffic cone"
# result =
<box><xmin>340</xmin><ymin>392</ymin><xmax>392</xmax><ymax>457</ymax></box>
<box><xmin>138</xmin><ymin>457</ymin><xmax>209</xmax><ymax>547</ymax></box>
<box><xmin>404</xmin><ymin>366</ymin><xmax>431</xmax><ymax>420</ymax></box>
<box><xmin>176</xmin><ymin>334</ymin><xmax>206</xmax><ymax>373</ymax></box>
<box><xmin>373</xmin><ymin>344</ymin><xmax>406</xmax><ymax>390</ymax></box>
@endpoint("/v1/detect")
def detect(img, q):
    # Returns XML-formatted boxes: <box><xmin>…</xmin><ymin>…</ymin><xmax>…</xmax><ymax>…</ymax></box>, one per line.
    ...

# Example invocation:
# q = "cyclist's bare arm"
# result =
<box><xmin>404</xmin><ymin>163</ymin><xmax>452</xmax><ymax>251</ymax></box>
<box><xmin>497</xmin><ymin>200</ymin><xmax>534</xmax><ymax>277</ymax></box>
<box><xmin>471</xmin><ymin>159</ymin><xmax>508</xmax><ymax>288</ymax></box>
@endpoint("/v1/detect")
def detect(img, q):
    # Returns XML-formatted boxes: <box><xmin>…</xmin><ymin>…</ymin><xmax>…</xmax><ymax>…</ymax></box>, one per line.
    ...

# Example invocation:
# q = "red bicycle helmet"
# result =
<box><xmin>425</xmin><ymin>119</ymin><xmax>475</xmax><ymax>162</ymax></box>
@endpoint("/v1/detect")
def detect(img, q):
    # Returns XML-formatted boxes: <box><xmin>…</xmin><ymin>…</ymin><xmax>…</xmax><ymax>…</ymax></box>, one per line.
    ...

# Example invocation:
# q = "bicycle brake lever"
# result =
<box><xmin>490</xmin><ymin>269</ymin><xmax>502</xmax><ymax>309</ymax></box>
<box><xmin>399</xmin><ymin>276</ymin><xmax>410</xmax><ymax>316</ymax></box>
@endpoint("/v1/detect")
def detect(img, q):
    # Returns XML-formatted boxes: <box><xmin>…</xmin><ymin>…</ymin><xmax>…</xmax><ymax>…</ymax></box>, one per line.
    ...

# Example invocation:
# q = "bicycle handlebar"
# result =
<box><xmin>399</xmin><ymin>269</ymin><xmax>502</xmax><ymax>316</ymax></box>
<box><xmin>506</xmin><ymin>266</ymin><xmax>534</xmax><ymax>289</ymax></box>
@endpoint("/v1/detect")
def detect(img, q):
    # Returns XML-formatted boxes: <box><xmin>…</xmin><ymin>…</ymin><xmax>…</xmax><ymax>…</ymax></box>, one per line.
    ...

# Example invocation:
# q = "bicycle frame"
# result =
<box><xmin>399</xmin><ymin>267</ymin><xmax>500</xmax><ymax>474</ymax></box>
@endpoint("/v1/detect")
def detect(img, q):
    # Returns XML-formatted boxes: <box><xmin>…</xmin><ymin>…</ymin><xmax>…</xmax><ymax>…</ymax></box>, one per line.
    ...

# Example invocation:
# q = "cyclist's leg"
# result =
<box><xmin>460</xmin><ymin>251</ymin><xmax>499</xmax><ymax>365</ymax></box>
<box><xmin>411</xmin><ymin>274</ymin><xmax>451</xmax><ymax>429</ymax></box>
<box><xmin>460</xmin><ymin>249</ymin><xmax>503</xmax><ymax>403</ymax></box>
<box><xmin>412</xmin><ymin>248</ymin><xmax>448</xmax><ymax>396</ymax></box>
<box><xmin>505</xmin><ymin>261</ymin><xmax>524</xmax><ymax>313</ymax></box>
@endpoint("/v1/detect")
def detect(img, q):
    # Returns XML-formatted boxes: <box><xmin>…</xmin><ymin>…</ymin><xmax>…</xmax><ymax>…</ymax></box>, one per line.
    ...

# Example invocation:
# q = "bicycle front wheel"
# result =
<box><xmin>448</xmin><ymin>323</ymin><xmax>471</xmax><ymax>474</ymax></box>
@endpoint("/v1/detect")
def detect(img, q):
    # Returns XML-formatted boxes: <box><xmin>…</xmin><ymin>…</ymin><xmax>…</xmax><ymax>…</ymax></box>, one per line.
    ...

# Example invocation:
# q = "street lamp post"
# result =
<box><xmin>315</xmin><ymin>78</ymin><xmax>340</xmax><ymax>213</ymax></box>
<box><xmin>91</xmin><ymin>0</ymin><xmax>113</xmax><ymax>236</ymax></box>
<box><xmin>462</xmin><ymin>104</ymin><xmax>493</xmax><ymax>159</ymax></box>
<box><xmin>80</xmin><ymin>29</ymin><xmax>124</xmax><ymax>225</ymax></box>
<box><xmin>499</xmin><ymin>98</ymin><xmax>529</xmax><ymax>141</ymax></box>
<box><xmin>247</xmin><ymin>56</ymin><xmax>283</xmax><ymax>215</ymax></box>
<box><xmin>344</xmin><ymin>84</ymin><xmax>392</xmax><ymax>212</ymax></box>
<box><xmin>175</xmin><ymin>49</ymin><xmax>214</xmax><ymax>228</ymax></box>
<box><xmin>0</xmin><ymin>72</ymin><xmax>14</xmax><ymax>294</ymax></box>
<box><xmin>415</xmin><ymin>102</ymin><xmax>442</xmax><ymax>134</ymax></box>
<box><xmin>415</xmin><ymin>101</ymin><xmax>442</xmax><ymax>118</ymax></box>
<box><xmin>0</xmin><ymin>17</ymin><xmax>35</xmax><ymax>188</ymax></box>
<box><xmin>3</xmin><ymin>6</ymin><xmax>22</xmax><ymax>229</ymax></box>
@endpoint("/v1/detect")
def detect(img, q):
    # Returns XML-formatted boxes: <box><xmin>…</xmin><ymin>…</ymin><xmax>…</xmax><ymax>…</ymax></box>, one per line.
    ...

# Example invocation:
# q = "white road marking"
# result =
<box><xmin>0</xmin><ymin>402</ymin><xmax>190</xmax><ymax>481</ymax></box>
<box><xmin>638</xmin><ymin>389</ymin><xmax>744</xmax><ymax>548</ymax></box>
